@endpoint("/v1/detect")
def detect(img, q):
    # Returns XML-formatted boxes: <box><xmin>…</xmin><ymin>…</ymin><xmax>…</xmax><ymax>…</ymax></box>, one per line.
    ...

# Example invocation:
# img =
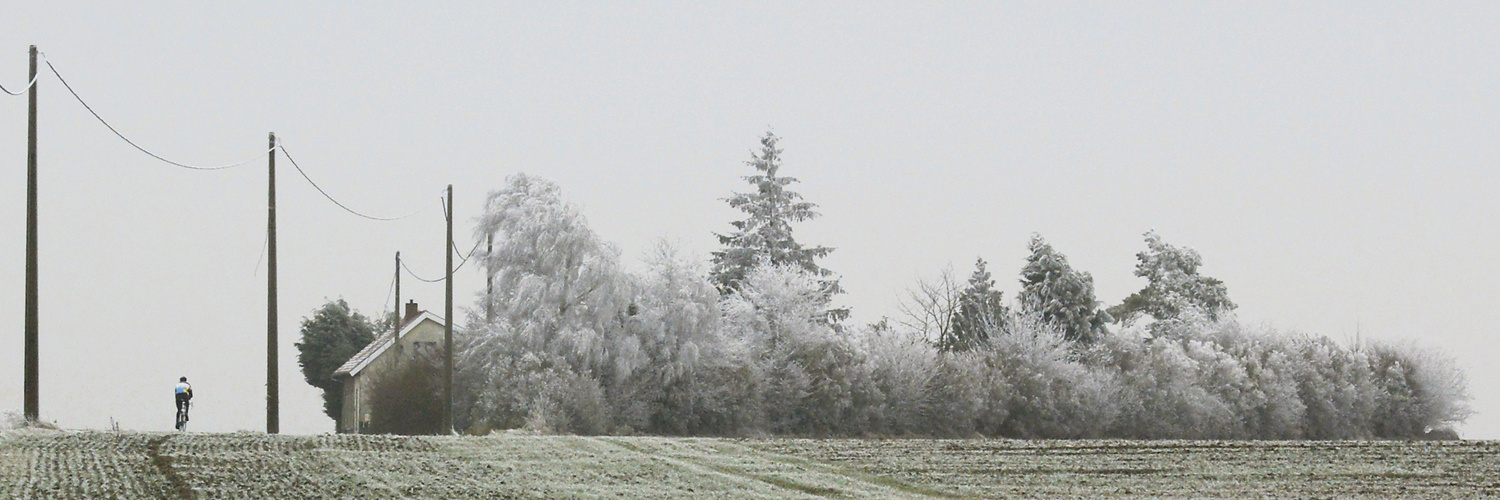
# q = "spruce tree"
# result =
<box><xmin>1017</xmin><ymin>234</ymin><xmax>1108</xmax><ymax>344</ymax></box>
<box><xmin>710</xmin><ymin>131</ymin><xmax>845</xmax><ymax>321</ymax></box>
<box><xmin>942</xmin><ymin>257</ymin><xmax>1008</xmax><ymax>352</ymax></box>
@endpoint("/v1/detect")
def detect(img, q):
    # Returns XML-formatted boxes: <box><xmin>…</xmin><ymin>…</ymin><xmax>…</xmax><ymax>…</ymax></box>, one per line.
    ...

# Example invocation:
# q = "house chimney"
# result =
<box><xmin>405</xmin><ymin>300</ymin><xmax>419</xmax><ymax>323</ymax></box>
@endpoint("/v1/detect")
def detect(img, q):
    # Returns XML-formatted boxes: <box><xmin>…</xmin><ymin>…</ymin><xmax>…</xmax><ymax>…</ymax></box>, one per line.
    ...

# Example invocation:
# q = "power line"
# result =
<box><xmin>0</xmin><ymin>66</ymin><xmax>38</xmax><ymax>96</ymax></box>
<box><xmin>383</xmin><ymin>271</ymin><xmax>397</xmax><ymax>316</ymax></box>
<box><xmin>452</xmin><ymin>236</ymin><xmax>484</xmax><ymax>271</ymax></box>
<box><xmin>400</xmin><ymin>259</ymin><xmax>445</xmax><ymax>283</ymax></box>
<box><xmin>277</xmin><ymin>143</ymin><xmax>428</xmax><ymax>222</ymax></box>
<box><xmin>43</xmin><ymin>50</ymin><xmax>459</xmax><ymax>291</ymax></box>
<box><xmin>399</xmin><ymin>238</ymin><xmax>483</xmax><ymax>284</ymax></box>
<box><xmin>254</xmin><ymin>228</ymin><xmax>269</xmax><ymax>277</ymax></box>
<box><xmin>48</xmin><ymin>52</ymin><xmax>434</xmax><ymax>220</ymax></box>
<box><xmin>440</xmin><ymin>195</ymin><xmax>487</xmax><ymax>270</ymax></box>
<box><xmin>44</xmin><ymin>55</ymin><xmax>271</xmax><ymax>171</ymax></box>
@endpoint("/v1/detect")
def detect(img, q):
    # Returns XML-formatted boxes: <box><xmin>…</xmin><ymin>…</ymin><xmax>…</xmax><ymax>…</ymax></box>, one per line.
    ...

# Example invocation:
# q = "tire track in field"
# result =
<box><xmin>146</xmin><ymin>434</ymin><xmax>194</xmax><ymax>500</ymax></box>
<box><xmin>593</xmin><ymin>437</ymin><xmax>840</xmax><ymax>497</ymax></box>
<box><xmin>595</xmin><ymin>437</ymin><xmax>952</xmax><ymax>498</ymax></box>
<box><xmin>741</xmin><ymin>445</ymin><xmax>962</xmax><ymax>499</ymax></box>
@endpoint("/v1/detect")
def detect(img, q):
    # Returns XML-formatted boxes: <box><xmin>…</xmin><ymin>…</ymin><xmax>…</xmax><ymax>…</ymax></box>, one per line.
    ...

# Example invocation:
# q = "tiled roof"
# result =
<box><xmin>331</xmin><ymin>311</ymin><xmax>444</xmax><ymax>378</ymax></box>
<box><xmin>332</xmin><ymin>332</ymin><xmax>394</xmax><ymax>377</ymax></box>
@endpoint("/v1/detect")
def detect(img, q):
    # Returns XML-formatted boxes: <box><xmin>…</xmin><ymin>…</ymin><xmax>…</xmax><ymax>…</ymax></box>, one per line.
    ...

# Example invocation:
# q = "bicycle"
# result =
<box><xmin>175</xmin><ymin>400</ymin><xmax>191</xmax><ymax>432</ymax></box>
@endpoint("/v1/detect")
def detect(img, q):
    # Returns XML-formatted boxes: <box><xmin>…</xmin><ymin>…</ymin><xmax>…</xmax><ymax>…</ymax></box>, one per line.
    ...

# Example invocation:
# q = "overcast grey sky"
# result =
<box><xmin>2</xmin><ymin>2</ymin><xmax>1496</xmax><ymax>438</ymax></box>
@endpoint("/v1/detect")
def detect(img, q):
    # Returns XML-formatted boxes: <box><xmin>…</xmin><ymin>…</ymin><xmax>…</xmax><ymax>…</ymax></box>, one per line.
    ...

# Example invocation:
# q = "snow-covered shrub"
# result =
<box><xmin>1365</xmin><ymin>341</ymin><xmax>1472</xmax><ymax>437</ymax></box>
<box><xmin>919</xmin><ymin>352</ymin><xmax>988</xmax><ymax>437</ymax></box>
<box><xmin>1289</xmin><ymin>336</ymin><xmax>1378</xmax><ymax>439</ymax></box>
<box><xmin>656</xmin><ymin>336</ymin><xmax>762</xmax><ymax>436</ymax></box>
<box><xmin>457</xmin><ymin>326</ymin><xmax>606</xmax><ymax>434</ymax></box>
<box><xmin>1094</xmin><ymin>317</ymin><xmax>1469</xmax><ymax>440</ymax></box>
<box><xmin>447</xmin><ymin>174</ymin><xmax>1472</xmax><ymax>440</ymax></box>
<box><xmin>856</xmin><ymin>320</ymin><xmax>938</xmax><ymax>435</ymax></box>
<box><xmin>365</xmin><ymin>351</ymin><xmax>445</xmax><ymax>435</ymax></box>
<box><xmin>615</xmin><ymin>242</ymin><xmax>759</xmax><ymax>435</ymax></box>
<box><xmin>722</xmin><ymin>263</ymin><xmax>867</xmax><ymax>436</ymax></box>
<box><xmin>3</xmin><ymin>411</ymin><xmax>25</xmax><ymax>430</ymax></box>
<box><xmin>1191</xmin><ymin>321</ymin><xmax>1306</xmax><ymax>439</ymax></box>
<box><xmin>1097</xmin><ymin>328</ymin><xmax>1239</xmax><ymax>438</ymax></box>
<box><xmin>982</xmin><ymin>315</ymin><xmax>1119</xmax><ymax>438</ymax></box>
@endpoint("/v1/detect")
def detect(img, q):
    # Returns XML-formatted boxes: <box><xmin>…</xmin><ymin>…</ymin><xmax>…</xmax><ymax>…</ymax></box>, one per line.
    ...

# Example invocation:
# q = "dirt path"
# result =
<box><xmin>146</xmin><ymin>434</ymin><xmax>194</xmax><ymax>500</ymax></box>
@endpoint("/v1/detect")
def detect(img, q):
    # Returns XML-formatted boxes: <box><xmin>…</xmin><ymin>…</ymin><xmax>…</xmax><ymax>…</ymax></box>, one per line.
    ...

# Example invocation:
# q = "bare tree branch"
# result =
<box><xmin>896</xmin><ymin>267</ymin><xmax>961</xmax><ymax>345</ymax></box>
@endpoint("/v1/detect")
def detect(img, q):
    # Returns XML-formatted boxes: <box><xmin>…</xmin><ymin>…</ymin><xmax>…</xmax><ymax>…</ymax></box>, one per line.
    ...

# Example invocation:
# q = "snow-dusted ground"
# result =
<box><xmin>2</xmin><ymin>430</ymin><xmax>1497</xmax><ymax>498</ymax></box>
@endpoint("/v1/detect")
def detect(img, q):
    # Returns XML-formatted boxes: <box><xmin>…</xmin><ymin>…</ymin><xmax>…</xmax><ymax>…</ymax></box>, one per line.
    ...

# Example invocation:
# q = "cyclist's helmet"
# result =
<box><xmin>180</xmin><ymin>376</ymin><xmax>187</xmax><ymax>382</ymax></box>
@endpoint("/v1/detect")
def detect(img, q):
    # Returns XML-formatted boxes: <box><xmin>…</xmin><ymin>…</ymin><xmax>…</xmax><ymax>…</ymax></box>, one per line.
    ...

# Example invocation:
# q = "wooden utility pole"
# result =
<box><xmin>393</xmin><ymin>251</ymin><xmax>400</xmax><ymax>335</ymax></box>
<box><xmin>267</xmin><ymin>132</ymin><xmax>279</xmax><ymax>434</ymax></box>
<box><xmin>484</xmin><ymin>234</ymin><xmax>493</xmax><ymax>323</ymax></box>
<box><xmin>443</xmin><ymin>185</ymin><xmax>454</xmax><ymax>434</ymax></box>
<box><xmin>24</xmin><ymin>45</ymin><xmax>39</xmax><ymax>422</ymax></box>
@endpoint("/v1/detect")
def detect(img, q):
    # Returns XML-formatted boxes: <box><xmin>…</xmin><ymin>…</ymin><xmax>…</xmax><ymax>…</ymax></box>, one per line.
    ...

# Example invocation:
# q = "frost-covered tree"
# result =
<box><xmin>1365</xmin><ymin>342</ymin><xmax>1472</xmax><ymax>437</ymax></box>
<box><xmin>449</xmin><ymin>172</ymin><xmax>1471</xmax><ymax>439</ymax></box>
<box><xmin>459</xmin><ymin>174</ymin><xmax>632</xmax><ymax>433</ymax></box>
<box><xmin>855</xmin><ymin>319</ymin><xmax>936</xmax><ymax>435</ymax></box>
<box><xmin>957</xmin><ymin>314</ymin><xmax>1120</xmax><ymax>438</ymax></box>
<box><xmin>1097</xmin><ymin>329</ymin><xmax>1243</xmax><ymax>439</ymax></box>
<box><xmin>710</xmin><ymin>131</ymin><xmax>845</xmax><ymax>322</ymax></box>
<box><xmin>295</xmin><ymin>299</ymin><xmax>378</xmax><ymax>429</ymax></box>
<box><xmin>1109</xmin><ymin>231</ymin><xmax>1236</xmax><ymax>325</ymax></box>
<box><xmin>722</xmin><ymin>263</ymin><xmax>861</xmax><ymax>434</ymax></box>
<box><xmin>942</xmin><ymin>258</ymin><xmax>1008</xmax><ymax>352</ymax></box>
<box><xmin>473</xmin><ymin>174</ymin><xmax>631</xmax><ymax>365</ymax></box>
<box><xmin>1097</xmin><ymin>317</ymin><xmax>1471</xmax><ymax>439</ymax></box>
<box><xmin>612</xmin><ymin>241</ymin><xmax>750</xmax><ymax>435</ymax></box>
<box><xmin>1017</xmin><ymin>235</ymin><xmax>1108</xmax><ymax>344</ymax></box>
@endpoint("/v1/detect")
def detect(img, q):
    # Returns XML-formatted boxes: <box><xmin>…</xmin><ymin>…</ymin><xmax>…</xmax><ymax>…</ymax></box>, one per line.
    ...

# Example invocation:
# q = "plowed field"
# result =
<box><xmin>2</xmin><ymin>430</ymin><xmax>1495</xmax><ymax>499</ymax></box>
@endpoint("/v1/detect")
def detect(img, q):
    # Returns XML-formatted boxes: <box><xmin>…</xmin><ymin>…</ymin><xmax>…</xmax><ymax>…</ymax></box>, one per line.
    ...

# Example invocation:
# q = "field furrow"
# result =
<box><xmin>743</xmin><ymin>438</ymin><xmax>1500</xmax><ymax>498</ymax></box>
<box><xmin>3</xmin><ymin>430</ymin><xmax>1496</xmax><ymax>499</ymax></box>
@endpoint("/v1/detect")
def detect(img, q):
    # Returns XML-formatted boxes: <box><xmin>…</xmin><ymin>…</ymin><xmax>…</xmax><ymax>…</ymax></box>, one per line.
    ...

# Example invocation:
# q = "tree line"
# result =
<box><xmin>300</xmin><ymin>131</ymin><xmax>1471</xmax><ymax>438</ymax></box>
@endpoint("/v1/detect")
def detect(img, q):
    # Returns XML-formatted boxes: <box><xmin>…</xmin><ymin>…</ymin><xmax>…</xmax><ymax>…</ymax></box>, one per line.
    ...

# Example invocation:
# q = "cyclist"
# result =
<box><xmin>175</xmin><ymin>377</ymin><xmax>193</xmax><ymax>430</ymax></box>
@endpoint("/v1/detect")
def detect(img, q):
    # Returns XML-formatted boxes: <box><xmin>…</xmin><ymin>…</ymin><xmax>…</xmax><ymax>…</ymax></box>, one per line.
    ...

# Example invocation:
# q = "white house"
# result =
<box><xmin>331</xmin><ymin>300</ymin><xmax>446</xmax><ymax>434</ymax></box>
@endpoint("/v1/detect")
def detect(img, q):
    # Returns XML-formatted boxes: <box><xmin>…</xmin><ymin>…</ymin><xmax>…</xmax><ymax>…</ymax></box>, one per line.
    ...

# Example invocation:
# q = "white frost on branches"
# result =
<box><xmin>452</xmin><ymin>174</ymin><xmax>1470</xmax><ymax>439</ymax></box>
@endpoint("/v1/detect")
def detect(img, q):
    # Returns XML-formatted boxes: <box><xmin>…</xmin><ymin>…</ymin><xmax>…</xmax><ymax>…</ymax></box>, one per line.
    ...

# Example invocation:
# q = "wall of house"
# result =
<box><xmin>339</xmin><ymin>379</ymin><xmax>359</xmax><ymax>433</ymax></box>
<box><xmin>339</xmin><ymin>317</ymin><xmax>446</xmax><ymax>434</ymax></box>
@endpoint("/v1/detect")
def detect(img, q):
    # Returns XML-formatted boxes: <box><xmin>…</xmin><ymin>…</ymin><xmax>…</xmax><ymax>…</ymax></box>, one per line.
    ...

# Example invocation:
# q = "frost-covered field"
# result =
<box><xmin>742</xmin><ymin>438</ymin><xmax>1500</xmax><ymax>498</ymax></box>
<box><xmin>2</xmin><ymin>430</ymin><xmax>1497</xmax><ymax>499</ymax></box>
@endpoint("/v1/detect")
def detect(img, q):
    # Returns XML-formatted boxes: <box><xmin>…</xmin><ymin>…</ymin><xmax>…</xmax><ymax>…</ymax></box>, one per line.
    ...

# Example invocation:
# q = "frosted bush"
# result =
<box><xmin>722</xmin><ymin>263</ymin><xmax>863</xmax><ymax>435</ymax></box>
<box><xmin>448</xmin><ymin>174</ymin><xmax>1471</xmax><ymax>440</ymax></box>
<box><xmin>1099</xmin><ymin>328</ymin><xmax>1239</xmax><ymax>438</ymax></box>
<box><xmin>459</xmin><ymin>332</ymin><xmax>607</xmax><ymax>434</ymax></box>
<box><xmin>3</xmin><ymin>411</ymin><xmax>23</xmax><ymax>429</ymax></box>
<box><xmin>982</xmin><ymin>315</ymin><xmax>1119</xmax><ymax>438</ymax></box>
<box><xmin>921</xmin><ymin>352</ymin><xmax>988</xmax><ymax>437</ymax></box>
<box><xmin>857</xmin><ymin>321</ymin><xmax>938</xmax><ymax>435</ymax></box>
<box><xmin>1365</xmin><ymin>341</ymin><xmax>1472</xmax><ymax>437</ymax></box>
<box><xmin>1193</xmin><ymin>322</ymin><xmax>1307</xmax><ymax>439</ymax></box>
<box><xmin>612</xmin><ymin>242</ymin><xmax>740</xmax><ymax>435</ymax></box>
<box><xmin>1093</xmin><ymin>318</ymin><xmax>1469</xmax><ymax>439</ymax></box>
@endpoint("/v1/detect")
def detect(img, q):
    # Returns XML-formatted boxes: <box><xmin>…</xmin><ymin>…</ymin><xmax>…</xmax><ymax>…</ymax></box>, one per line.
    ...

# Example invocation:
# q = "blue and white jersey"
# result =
<box><xmin>175</xmin><ymin>382</ymin><xmax>191</xmax><ymax>395</ymax></box>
